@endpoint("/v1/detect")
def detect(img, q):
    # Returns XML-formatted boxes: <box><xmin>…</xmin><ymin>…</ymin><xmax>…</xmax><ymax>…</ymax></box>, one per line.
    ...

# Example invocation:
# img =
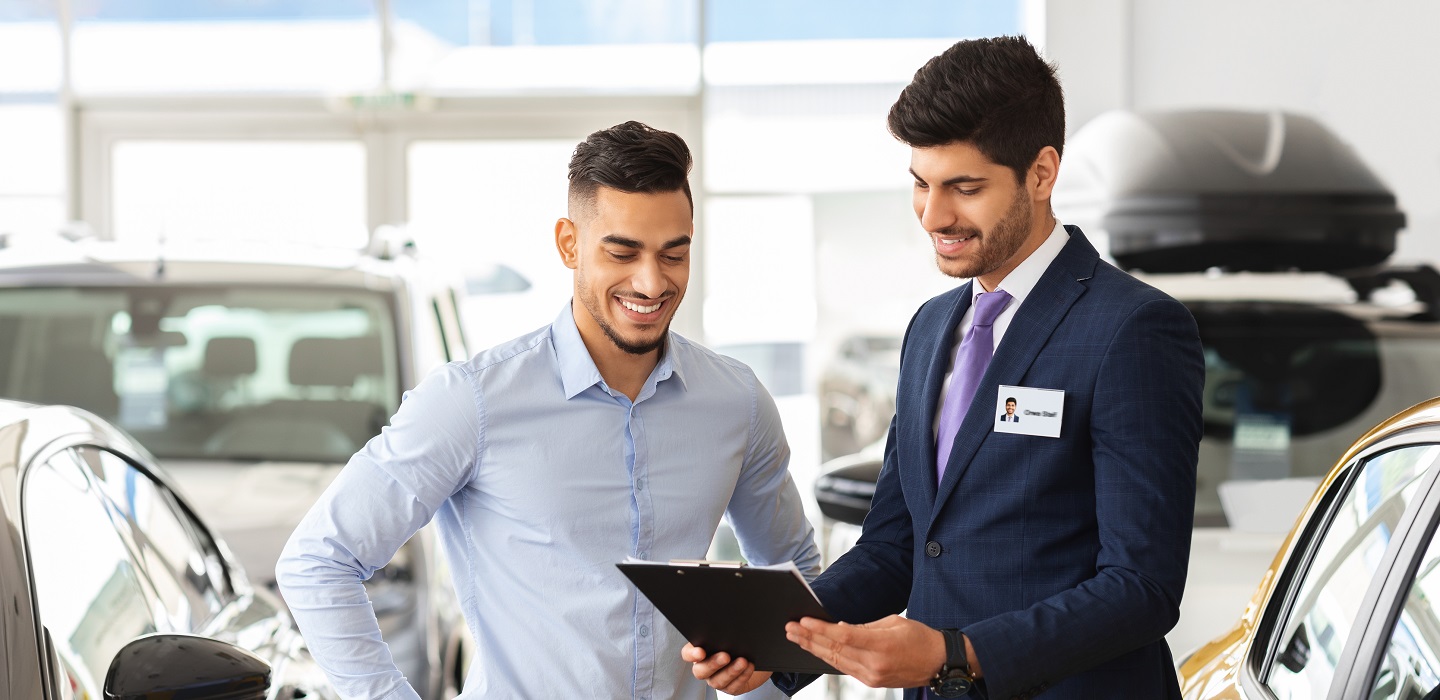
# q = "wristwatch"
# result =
<box><xmin>928</xmin><ymin>628</ymin><xmax>974</xmax><ymax>698</ymax></box>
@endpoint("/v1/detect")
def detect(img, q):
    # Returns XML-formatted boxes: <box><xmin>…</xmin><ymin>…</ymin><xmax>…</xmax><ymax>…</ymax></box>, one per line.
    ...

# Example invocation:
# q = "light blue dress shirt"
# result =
<box><xmin>277</xmin><ymin>305</ymin><xmax>821</xmax><ymax>699</ymax></box>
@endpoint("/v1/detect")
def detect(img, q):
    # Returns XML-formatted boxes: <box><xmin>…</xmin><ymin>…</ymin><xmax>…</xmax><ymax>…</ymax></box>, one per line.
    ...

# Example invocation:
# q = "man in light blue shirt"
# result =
<box><xmin>276</xmin><ymin>121</ymin><xmax>821</xmax><ymax>699</ymax></box>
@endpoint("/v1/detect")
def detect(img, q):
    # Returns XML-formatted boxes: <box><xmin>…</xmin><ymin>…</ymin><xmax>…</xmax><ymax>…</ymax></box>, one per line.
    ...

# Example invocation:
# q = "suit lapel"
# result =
<box><xmin>913</xmin><ymin>282</ymin><xmax>973</xmax><ymax>509</ymax></box>
<box><xmin>929</xmin><ymin>229</ymin><xmax>1100</xmax><ymax>522</ymax></box>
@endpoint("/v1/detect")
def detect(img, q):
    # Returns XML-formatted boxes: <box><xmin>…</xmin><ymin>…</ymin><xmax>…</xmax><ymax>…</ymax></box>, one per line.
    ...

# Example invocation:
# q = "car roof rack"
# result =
<box><xmin>1342</xmin><ymin>264</ymin><xmax>1440</xmax><ymax>322</ymax></box>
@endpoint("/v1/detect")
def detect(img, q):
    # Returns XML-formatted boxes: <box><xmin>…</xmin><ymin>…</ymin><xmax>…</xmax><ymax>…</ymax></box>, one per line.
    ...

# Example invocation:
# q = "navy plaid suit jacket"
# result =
<box><xmin>777</xmin><ymin>227</ymin><xmax>1204</xmax><ymax>699</ymax></box>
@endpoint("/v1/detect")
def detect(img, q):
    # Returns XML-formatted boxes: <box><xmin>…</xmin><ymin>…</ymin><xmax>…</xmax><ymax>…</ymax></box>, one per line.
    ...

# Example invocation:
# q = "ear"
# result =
<box><xmin>1029</xmin><ymin>146</ymin><xmax>1061</xmax><ymax>203</ymax></box>
<box><xmin>555</xmin><ymin>218</ymin><xmax>579</xmax><ymax>270</ymax></box>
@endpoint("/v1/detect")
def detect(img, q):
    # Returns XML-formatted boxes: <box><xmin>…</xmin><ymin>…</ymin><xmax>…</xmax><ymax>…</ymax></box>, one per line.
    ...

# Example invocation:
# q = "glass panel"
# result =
<box><xmin>0</xmin><ymin>286</ymin><xmax>399</xmax><ymax>462</ymax></box>
<box><xmin>390</xmin><ymin>0</ymin><xmax>699</xmax><ymax>92</ymax></box>
<box><xmin>1371</xmin><ymin>448</ymin><xmax>1440</xmax><ymax>698</ymax></box>
<box><xmin>1265</xmin><ymin>445</ymin><xmax>1440</xmax><ymax>698</ymax></box>
<box><xmin>703</xmin><ymin>196</ymin><xmax>815</xmax><ymax>344</ymax></box>
<box><xmin>24</xmin><ymin>449</ymin><xmax>157</xmax><ymax>700</ymax></box>
<box><xmin>701</xmin><ymin>4</ymin><xmax>1021</xmax><ymax>192</ymax></box>
<box><xmin>82</xmin><ymin>447</ymin><xmax>234</xmax><ymax>630</ymax></box>
<box><xmin>70</xmin><ymin>1</ymin><xmax>379</xmax><ymax>93</ymax></box>
<box><xmin>0</xmin><ymin>1</ymin><xmax>62</xmax><ymax>94</ymax></box>
<box><xmin>407</xmin><ymin>140</ymin><xmax>575</xmax><ymax>350</ymax></box>
<box><xmin>706</xmin><ymin>0</ymin><xmax>1021</xmax><ymax>42</ymax></box>
<box><xmin>704</xmin><ymin>84</ymin><xmax>913</xmax><ymax>193</ymax></box>
<box><xmin>111</xmin><ymin>140</ymin><xmax>367</xmax><ymax>247</ymax></box>
<box><xmin>0</xmin><ymin>105</ymin><xmax>65</xmax><ymax>237</ymax></box>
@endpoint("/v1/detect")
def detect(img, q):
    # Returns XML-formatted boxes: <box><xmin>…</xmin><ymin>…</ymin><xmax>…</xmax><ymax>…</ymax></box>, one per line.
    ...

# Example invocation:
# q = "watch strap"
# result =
<box><xmin>941</xmin><ymin>628</ymin><xmax>970</xmax><ymax>676</ymax></box>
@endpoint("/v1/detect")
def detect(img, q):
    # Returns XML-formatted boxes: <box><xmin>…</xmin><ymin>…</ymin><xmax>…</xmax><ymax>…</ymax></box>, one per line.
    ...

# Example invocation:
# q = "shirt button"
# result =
<box><xmin>640</xmin><ymin>625</ymin><xmax>650</xmax><ymax>637</ymax></box>
<box><xmin>925</xmin><ymin>541</ymin><xmax>943</xmax><ymax>558</ymax></box>
<box><xmin>637</xmin><ymin>478</ymin><xmax>647</xmax><ymax>491</ymax></box>
<box><xmin>639</xmin><ymin>551</ymin><xmax>649</xmax><ymax>559</ymax></box>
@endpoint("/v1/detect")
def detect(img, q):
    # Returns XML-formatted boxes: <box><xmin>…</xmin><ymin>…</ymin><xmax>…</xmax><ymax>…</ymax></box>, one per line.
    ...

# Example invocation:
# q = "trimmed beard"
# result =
<box><xmin>575</xmin><ymin>267</ymin><xmax>669</xmax><ymax>356</ymax></box>
<box><xmin>936</xmin><ymin>185</ymin><xmax>1033</xmax><ymax>280</ymax></box>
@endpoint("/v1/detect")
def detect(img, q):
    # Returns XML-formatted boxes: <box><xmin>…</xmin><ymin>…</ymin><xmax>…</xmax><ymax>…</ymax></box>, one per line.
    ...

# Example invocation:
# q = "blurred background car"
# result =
<box><xmin>1178</xmin><ymin>396</ymin><xmax>1440</xmax><ymax>700</ymax></box>
<box><xmin>814</xmin><ymin>108</ymin><xmax>1435</xmax><ymax>663</ymax></box>
<box><xmin>0</xmin><ymin>229</ymin><xmax>473</xmax><ymax>699</ymax></box>
<box><xmin>819</xmin><ymin>335</ymin><xmax>901</xmax><ymax>462</ymax></box>
<box><xmin>0</xmin><ymin>399</ymin><xmax>335</xmax><ymax>700</ymax></box>
<box><xmin>458</xmin><ymin>259</ymin><xmax>559</xmax><ymax>352</ymax></box>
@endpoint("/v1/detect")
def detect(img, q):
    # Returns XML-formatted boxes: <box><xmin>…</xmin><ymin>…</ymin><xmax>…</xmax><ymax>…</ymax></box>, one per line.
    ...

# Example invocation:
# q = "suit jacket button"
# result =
<box><xmin>925</xmin><ymin>541</ymin><xmax>942</xmax><ymax>558</ymax></box>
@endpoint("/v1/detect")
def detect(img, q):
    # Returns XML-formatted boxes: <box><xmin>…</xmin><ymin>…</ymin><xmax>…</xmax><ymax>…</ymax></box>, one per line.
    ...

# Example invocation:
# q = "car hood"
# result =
<box><xmin>161</xmin><ymin>460</ymin><xmax>344</xmax><ymax>586</ymax></box>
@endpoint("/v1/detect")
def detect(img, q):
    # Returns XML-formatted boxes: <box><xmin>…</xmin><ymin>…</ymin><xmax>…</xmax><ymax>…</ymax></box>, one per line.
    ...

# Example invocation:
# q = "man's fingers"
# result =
<box><xmin>681</xmin><ymin>644</ymin><xmax>706</xmax><ymax>663</ymax></box>
<box><xmin>704</xmin><ymin>655</ymin><xmax>751</xmax><ymax>690</ymax></box>
<box><xmin>689</xmin><ymin>650</ymin><xmax>731</xmax><ymax>680</ymax></box>
<box><xmin>717</xmin><ymin>659</ymin><xmax>756</xmax><ymax>694</ymax></box>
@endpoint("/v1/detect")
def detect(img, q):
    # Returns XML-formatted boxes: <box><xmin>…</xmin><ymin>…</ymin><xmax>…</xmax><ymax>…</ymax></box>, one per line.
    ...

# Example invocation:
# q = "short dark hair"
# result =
<box><xmin>1006</xmin><ymin>397</ymin><xmax>1017</xmax><ymax>404</ymax></box>
<box><xmin>568</xmin><ymin>121</ymin><xmax>693</xmax><ymax>217</ymax></box>
<box><xmin>888</xmin><ymin>35</ymin><xmax>1065</xmax><ymax>182</ymax></box>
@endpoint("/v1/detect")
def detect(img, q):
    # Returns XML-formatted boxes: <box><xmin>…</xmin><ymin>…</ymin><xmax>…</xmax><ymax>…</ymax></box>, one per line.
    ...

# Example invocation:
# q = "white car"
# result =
<box><xmin>0</xmin><ymin>232</ymin><xmax>473</xmax><ymax>699</ymax></box>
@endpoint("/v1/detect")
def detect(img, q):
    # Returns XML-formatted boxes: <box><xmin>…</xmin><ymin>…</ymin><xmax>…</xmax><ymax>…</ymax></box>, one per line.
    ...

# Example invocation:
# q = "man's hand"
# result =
<box><xmin>784</xmin><ymin>615</ymin><xmax>948</xmax><ymax>689</ymax></box>
<box><xmin>682</xmin><ymin>643</ymin><xmax>773</xmax><ymax>695</ymax></box>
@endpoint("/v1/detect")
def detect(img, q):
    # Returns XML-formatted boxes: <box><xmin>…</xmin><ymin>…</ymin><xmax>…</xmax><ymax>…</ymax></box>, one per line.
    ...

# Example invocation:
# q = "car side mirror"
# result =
<box><xmin>104</xmin><ymin>634</ymin><xmax>271</xmax><ymax>700</ymax></box>
<box><xmin>815</xmin><ymin>455</ymin><xmax>884</xmax><ymax>526</ymax></box>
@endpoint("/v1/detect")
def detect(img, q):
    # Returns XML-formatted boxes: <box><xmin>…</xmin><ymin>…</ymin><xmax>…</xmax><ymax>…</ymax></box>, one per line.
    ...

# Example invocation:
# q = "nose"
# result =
<box><xmin>916</xmin><ymin>187</ymin><xmax>955</xmax><ymax>233</ymax></box>
<box><xmin>631</xmin><ymin>256</ymin><xmax>667</xmax><ymax>298</ymax></box>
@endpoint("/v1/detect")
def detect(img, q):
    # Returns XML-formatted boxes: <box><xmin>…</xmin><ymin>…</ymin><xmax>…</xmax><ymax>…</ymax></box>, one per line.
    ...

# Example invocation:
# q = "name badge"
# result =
<box><xmin>994</xmin><ymin>385</ymin><xmax>1063</xmax><ymax>438</ymax></box>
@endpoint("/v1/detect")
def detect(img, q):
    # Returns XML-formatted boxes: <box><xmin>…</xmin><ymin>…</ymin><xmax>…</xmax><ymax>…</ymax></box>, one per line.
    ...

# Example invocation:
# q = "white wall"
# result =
<box><xmin>1041</xmin><ymin>0</ymin><xmax>1440</xmax><ymax>265</ymax></box>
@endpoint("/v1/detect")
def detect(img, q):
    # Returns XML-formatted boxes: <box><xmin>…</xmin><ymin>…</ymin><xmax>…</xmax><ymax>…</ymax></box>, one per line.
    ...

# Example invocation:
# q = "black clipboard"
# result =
<box><xmin>617</xmin><ymin>560</ymin><xmax>838</xmax><ymax>675</ymax></box>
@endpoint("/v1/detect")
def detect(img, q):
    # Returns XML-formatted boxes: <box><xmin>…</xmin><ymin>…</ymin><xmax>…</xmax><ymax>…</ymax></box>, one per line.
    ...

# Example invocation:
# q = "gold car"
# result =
<box><xmin>1180</xmin><ymin>397</ymin><xmax>1440</xmax><ymax>700</ymax></box>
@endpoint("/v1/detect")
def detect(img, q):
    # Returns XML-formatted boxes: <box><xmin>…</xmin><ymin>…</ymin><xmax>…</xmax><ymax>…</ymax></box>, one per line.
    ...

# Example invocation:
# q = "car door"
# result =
<box><xmin>1238</xmin><ymin>429</ymin><xmax>1440</xmax><ymax>699</ymax></box>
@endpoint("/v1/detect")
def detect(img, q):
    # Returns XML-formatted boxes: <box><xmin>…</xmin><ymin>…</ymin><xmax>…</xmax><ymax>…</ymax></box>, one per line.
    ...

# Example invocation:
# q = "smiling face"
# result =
<box><xmin>1005</xmin><ymin>400</ymin><xmax>1016</xmax><ymax>416</ymax></box>
<box><xmin>557</xmin><ymin>186</ymin><xmax>693</xmax><ymax>358</ymax></box>
<box><xmin>910</xmin><ymin>140</ymin><xmax>1057</xmax><ymax>291</ymax></box>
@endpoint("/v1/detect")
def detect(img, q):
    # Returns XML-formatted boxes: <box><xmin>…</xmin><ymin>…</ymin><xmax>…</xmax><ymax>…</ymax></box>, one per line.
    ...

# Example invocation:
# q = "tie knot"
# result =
<box><xmin>972</xmin><ymin>289</ymin><xmax>1013</xmax><ymax>327</ymax></box>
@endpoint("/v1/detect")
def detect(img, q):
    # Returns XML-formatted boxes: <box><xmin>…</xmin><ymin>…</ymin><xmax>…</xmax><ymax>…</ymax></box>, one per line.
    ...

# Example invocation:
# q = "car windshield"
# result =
<box><xmin>1191</xmin><ymin>302</ymin><xmax>1440</xmax><ymax>526</ymax></box>
<box><xmin>0</xmin><ymin>285</ymin><xmax>400</xmax><ymax>462</ymax></box>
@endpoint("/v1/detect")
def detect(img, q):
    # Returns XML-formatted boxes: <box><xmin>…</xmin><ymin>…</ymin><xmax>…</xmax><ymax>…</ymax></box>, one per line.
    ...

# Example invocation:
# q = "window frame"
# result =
<box><xmin>1239</xmin><ymin>426</ymin><xmax>1440</xmax><ymax>699</ymax></box>
<box><xmin>18</xmin><ymin>431</ymin><xmax>255</xmax><ymax>674</ymax></box>
<box><xmin>1338</xmin><ymin>429</ymin><xmax>1440</xmax><ymax>698</ymax></box>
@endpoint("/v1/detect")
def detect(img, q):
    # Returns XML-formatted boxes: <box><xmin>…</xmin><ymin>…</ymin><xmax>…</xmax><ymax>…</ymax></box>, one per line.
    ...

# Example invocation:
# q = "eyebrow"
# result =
<box><xmin>600</xmin><ymin>234</ymin><xmax>692</xmax><ymax>250</ymax></box>
<box><xmin>909</xmin><ymin>168</ymin><xmax>989</xmax><ymax>187</ymax></box>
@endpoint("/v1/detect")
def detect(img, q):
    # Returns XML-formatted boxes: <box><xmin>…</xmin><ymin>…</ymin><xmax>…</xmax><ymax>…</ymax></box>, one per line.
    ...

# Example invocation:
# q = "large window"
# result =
<box><xmin>391</xmin><ymin>0</ymin><xmax>700</xmax><ymax>93</ymax></box>
<box><xmin>408</xmin><ymin>139</ymin><xmax>577</xmax><ymax>349</ymax></box>
<box><xmin>70</xmin><ymin>0</ymin><xmax>380</xmax><ymax>93</ymax></box>
<box><xmin>0</xmin><ymin>3</ymin><xmax>65</xmax><ymax>239</ymax></box>
<box><xmin>111</xmin><ymin>140</ymin><xmax>368</xmax><ymax>247</ymax></box>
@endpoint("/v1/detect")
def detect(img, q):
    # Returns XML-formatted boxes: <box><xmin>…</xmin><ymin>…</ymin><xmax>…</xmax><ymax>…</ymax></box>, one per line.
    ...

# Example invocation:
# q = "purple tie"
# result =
<box><xmin>936</xmin><ymin>289</ymin><xmax>1012</xmax><ymax>482</ymax></box>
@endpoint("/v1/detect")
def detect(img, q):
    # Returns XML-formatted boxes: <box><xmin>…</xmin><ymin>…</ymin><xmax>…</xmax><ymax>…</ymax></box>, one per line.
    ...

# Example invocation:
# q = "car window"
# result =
<box><xmin>1191</xmin><ymin>302</ymin><xmax>1440</xmax><ymax>527</ymax></box>
<box><xmin>80</xmin><ymin>446</ymin><xmax>234</xmax><ymax>630</ymax></box>
<box><xmin>1368</xmin><ymin>444</ymin><xmax>1440</xmax><ymax>700</ymax></box>
<box><xmin>0</xmin><ymin>285</ymin><xmax>400</xmax><ymax>461</ymax></box>
<box><xmin>1265</xmin><ymin>444</ymin><xmax>1440</xmax><ymax>698</ymax></box>
<box><xmin>23</xmin><ymin>447</ymin><xmax>157</xmax><ymax>699</ymax></box>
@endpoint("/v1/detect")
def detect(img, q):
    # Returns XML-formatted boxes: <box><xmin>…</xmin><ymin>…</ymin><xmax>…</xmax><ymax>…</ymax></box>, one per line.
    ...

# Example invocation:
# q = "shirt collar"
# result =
<box><xmin>972</xmin><ymin>218</ymin><xmax>1070</xmax><ymax>306</ymax></box>
<box><xmin>550</xmin><ymin>302</ymin><xmax>685</xmax><ymax>400</ymax></box>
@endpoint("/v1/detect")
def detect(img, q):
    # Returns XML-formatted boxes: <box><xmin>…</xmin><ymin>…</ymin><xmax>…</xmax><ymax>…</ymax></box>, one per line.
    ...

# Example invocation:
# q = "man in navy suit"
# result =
<box><xmin>687</xmin><ymin>35</ymin><xmax>1203</xmax><ymax>699</ymax></box>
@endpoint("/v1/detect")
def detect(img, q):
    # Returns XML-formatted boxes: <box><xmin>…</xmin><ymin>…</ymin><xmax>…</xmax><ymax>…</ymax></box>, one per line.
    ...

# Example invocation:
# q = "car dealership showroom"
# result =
<box><xmin>4</xmin><ymin>1</ymin><xmax>1440</xmax><ymax>699</ymax></box>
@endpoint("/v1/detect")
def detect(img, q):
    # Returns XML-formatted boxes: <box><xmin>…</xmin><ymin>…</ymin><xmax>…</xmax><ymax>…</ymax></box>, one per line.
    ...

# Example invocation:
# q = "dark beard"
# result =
<box><xmin>935</xmin><ymin>186</ymin><xmax>1033</xmax><ymax>279</ymax></box>
<box><xmin>575</xmin><ymin>268</ymin><xmax>669</xmax><ymax>356</ymax></box>
<box><xmin>597</xmin><ymin>315</ymin><xmax>666</xmax><ymax>355</ymax></box>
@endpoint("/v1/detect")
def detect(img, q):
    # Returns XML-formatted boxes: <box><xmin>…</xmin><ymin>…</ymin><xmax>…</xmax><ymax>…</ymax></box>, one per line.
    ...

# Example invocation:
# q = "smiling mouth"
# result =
<box><xmin>937</xmin><ymin>232</ymin><xmax>978</xmax><ymax>246</ymax></box>
<box><xmin>617</xmin><ymin>297</ymin><xmax>665</xmax><ymax>316</ymax></box>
